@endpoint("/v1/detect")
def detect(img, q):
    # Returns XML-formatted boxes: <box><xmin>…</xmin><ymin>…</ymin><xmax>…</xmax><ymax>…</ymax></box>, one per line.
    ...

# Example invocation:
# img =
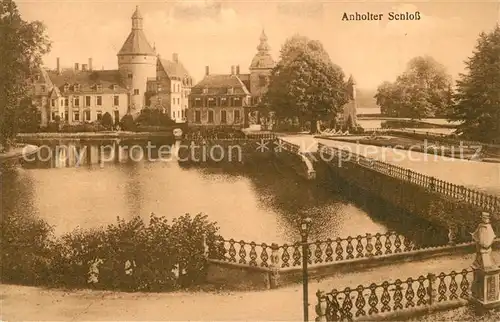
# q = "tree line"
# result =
<box><xmin>1</xmin><ymin>0</ymin><xmax>499</xmax><ymax>148</ymax></box>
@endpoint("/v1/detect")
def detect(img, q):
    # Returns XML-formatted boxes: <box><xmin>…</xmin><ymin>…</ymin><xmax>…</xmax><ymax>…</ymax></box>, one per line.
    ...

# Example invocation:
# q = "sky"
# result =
<box><xmin>17</xmin><ymin>0</ymin><xmax>500</xmax><ymax>90</ymax></box>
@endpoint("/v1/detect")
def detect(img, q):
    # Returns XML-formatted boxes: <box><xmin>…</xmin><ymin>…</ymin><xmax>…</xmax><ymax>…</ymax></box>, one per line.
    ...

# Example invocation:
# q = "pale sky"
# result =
<box><xmin>17</xmin><ymin>0</ymin><xmax>500</xmax><ymax>90</ymax></box>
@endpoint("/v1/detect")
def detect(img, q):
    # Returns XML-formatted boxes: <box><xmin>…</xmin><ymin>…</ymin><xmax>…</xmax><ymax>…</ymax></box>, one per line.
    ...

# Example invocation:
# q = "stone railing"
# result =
<box><xmin>244</xmin><ymin>133</ymin><xmax>277</xmax><ymax>140</ymax></box>
<box><xmin>318</xmin><ymin>143</ymin><xmax>500</xmax><ymax>215</ymax></box>
<box><xmin>315</xmin><ymin>268</ymin><xmax>473</xmax><ymax>321</ymax></box>
<box><xmin>210</xmin><ymin>232</ymin><xmax>469</xmax><ymax>269</ymax></box>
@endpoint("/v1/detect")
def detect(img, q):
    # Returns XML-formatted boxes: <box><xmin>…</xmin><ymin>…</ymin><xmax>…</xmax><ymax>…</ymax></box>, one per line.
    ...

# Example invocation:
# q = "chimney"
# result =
<box><xmin>236</xmin><ymin>65</ymin><xmax>240</xmax><ymax>75</ymax></box>
<box><xmin>74</xmin><ymin>63</ymin><xmax>79</xmax><ymax>71</ymax></box>
<box><xmin>231</xmin><ymin>65</ymin><xmax>235</xmax><ymax>75</ymax></box>
<box><xmin>82</xmin><ymin>64</ymin><xmax>88</xmax><ymax>71</ymax></box>
<box><xmin>88</xmin><ymin>58</ymin><xmax>93</xmax><ymax>71</ymax></box>
<box><xmin>172</xmin><ymin>53</ymin><xmax>178</xmax><ymax>63</ymax></box>
<box><xmin>56</xmin><ymin>57</ymin><xmax>61</xmax><ymax>74</ymax></box>
<box><xmin>205</xmin><ymin>66</ymin><xmax>209</xmax><ymax>76</ymax></box>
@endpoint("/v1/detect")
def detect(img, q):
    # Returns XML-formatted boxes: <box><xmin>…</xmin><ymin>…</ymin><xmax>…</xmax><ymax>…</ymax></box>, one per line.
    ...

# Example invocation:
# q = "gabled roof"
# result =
<box><xmin>118</xmin><ymin>29</ymin><xmax>156</xmax><ymax>56</ymax></box>
<box><xmin>191</xmin><ymin>74</ymin><xmax>250</xmax><ymax>95</ymax></box>
<box><xmin>46</xmin><ymin>69</ymin><xmax>128</xmax><ymax>94</ymax></box>
<box><xmin>158</xmin><ymin>58</ymin><xmax>192</xmax><ymax>79</ymax></box>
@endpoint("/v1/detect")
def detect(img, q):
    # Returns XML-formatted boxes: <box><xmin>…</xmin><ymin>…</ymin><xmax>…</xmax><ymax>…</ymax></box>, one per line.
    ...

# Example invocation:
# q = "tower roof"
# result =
<box><xmin>131</xmin><ymin>5</ymin><xmax>142</xmax><ymax>19</ymax></box>
<box><xmin>249</xmin><ymin>29</ymin><xmax>275</xmax><ymax>70</ymax></box>
<box><xmin>118</xmin><ymin>6</ymin><xmax>155</xmax><ymax>56</ymax></box>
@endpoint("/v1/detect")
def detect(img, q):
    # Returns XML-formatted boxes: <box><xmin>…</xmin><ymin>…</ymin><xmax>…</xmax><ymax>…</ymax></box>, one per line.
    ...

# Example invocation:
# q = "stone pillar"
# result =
<box><xmin>269</xmin><ymin>243</ymin><xmax>280</xmax><ymax>289</ymax></box>
<box><xmin>471</xmin><ymin>212</ymin><xmax>500</xmax><ymax>309</ymax></box>
<box><xmin>315</xmin><ymin>290</ymin><xmax>327</xmax><ymax>322</ymax></box>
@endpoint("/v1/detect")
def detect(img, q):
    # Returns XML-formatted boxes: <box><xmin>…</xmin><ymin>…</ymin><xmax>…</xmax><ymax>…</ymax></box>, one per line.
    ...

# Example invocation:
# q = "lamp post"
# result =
<box><xmin>301</xmin><ymin>216</ymin><xmax>312</xmax><ymax>322</ymax></box>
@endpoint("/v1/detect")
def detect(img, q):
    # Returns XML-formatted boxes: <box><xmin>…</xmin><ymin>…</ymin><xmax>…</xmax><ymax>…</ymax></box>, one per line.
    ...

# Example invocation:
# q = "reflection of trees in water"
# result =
<box><xmin>1</xmin><ymin>169</ymin><xmax>41</xmax><ymax>226</ymax></box>
<box><xmin>185</xmin><ymin>159</ymin><xmax>448</xmax><ymax>247</ymax></box>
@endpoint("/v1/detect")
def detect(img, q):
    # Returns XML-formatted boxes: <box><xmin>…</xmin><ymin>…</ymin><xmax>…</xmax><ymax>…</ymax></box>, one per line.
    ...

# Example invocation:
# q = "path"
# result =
<box><xmin>282</xmin><ymin>135</ymin><xmax>500</xmax><ymax>196</ymax></box>
<box><xmin>1</xmin><ymin>250</ymin><xmax>488</xmax><ymax>321</ymax></box>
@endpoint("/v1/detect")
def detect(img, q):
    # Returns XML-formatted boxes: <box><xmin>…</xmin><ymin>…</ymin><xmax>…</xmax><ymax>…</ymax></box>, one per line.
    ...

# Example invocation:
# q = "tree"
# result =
<box><xmin>120</xmin><ymin>114</ymin><xmax>136</xmax><ymax>131</ymax></box>
<box><xmin>264</xmin><ymin>35</ymin><xmax>348</xmax><ymax>133</ymax></box>
<box><xmin>136</xmin><ymin>108</ymin><xmax>175</xmax><ymax>127</ymax></box>
<box><xmin>375</xmin><ymin>56</ymin><xmax>453</xmax><ymax>119</ymax></box>
<box><xmin>449</xmin><ymin>25</ymin><xmax>500</xmax><ymax>143</ymax></box>
<box><xmin>101</xmin><ymin>112</ymin><xmax>113</xmax><ymax>130</ymax></box>
<box><xmin>0</xmin><ymin>0</ymin><xmax>51</xmax><ymax>150</ymax></box>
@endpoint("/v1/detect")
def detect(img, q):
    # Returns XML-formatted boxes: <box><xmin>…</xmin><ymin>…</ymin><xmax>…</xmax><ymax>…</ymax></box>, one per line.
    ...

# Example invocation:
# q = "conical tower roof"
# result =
<box><xmin>118</xmin><ymin>6</ymin><xmax>155</xmax><ymax>56</ymax></box>
<box><xmin>249</xmin><ymin>29</ymin><xmax>275</xmax><ymax>70</ymax></box>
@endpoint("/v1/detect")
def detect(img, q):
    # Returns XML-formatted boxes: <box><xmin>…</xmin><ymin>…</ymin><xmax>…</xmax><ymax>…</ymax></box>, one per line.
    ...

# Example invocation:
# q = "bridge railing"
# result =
<box><xmin>316</xmin><ymin>268</ymin><xmax>473</xmax><ymax>321</ymax></box>
<box><xmin>277</xmin><ymin>138</ymin><xmax>301</xmax><ymax>154</ymax></box>
<box><xmin>209</xmin><ymin>232</ymin><xmax>459</xmax><ymax>269</ymax></box>
<box><xmin>318</xmin><ymin>143</ymin><xmax>500</xmax><ymax>215</ymax></box>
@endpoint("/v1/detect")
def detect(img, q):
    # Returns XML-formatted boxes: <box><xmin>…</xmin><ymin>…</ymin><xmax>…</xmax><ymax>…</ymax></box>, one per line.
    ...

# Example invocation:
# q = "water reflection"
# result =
<box><xmin>2</xmin><ymin>139</ymin><xmax>435</xmax><ymax>244</ymax></box>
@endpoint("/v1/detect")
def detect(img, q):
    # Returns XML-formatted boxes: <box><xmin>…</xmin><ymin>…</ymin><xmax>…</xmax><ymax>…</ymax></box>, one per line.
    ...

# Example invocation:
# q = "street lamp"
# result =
<box><xmin>301</xmin><ymin>216</ymin><xmax>312</xmax><ymax>322</ymax></box>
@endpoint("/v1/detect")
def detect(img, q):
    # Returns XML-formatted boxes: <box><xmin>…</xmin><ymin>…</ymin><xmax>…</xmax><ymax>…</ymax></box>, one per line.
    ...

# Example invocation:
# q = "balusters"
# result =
<box><xmin>228</xmin><ymin>239</ymin><xmax>237</xmax><ymax>262</ymax></box>
<box><xmin>281</xmin><ymin>244</ymin><xmax>290</xmax><ymax>268</ymax></box>
<box><xmin>325</xmin><ymin>239</ymin><xmax>334</xmax><ymax>262</ymax></box>
<box><xmin>437</xmin><ymin>272</ymin><xmax>447</xmax><ymax>302</ymax></box>
<box><xmin>260</xmin><ymin>243</ymin><xmax>269</xmax><ymax>267</ymax></box>
<box><xmin>448</xmin><ymin>271</ymin><xmax>458</xmax><ymax>300</ymax></box>
<box><xmin>346</xmin><ymin>236</ymin><xmax>354</xmax><ymax>260</ymax></box>
<box><xmin>249</xmin><ymin>241</ymin><xmax>258</xmax><ymax>266</ymax></box>
<box><xmin>365</xmin><ymin>233</ymin><xmax>374</xmax><ymax>258</ymax></box>
<box><xmin>394</xmin><ymin>234</ymin><xmax>402</xmax><ymax>253</ymax></box>
<box><xmin>341</xmin><ymin>288</ymin><xmax>354</xmax><ymax>320</ymax></box>
<box><xmin>405</xmin><ymin>278</ymin><xmax>415</xmax><ymax>308</ymax></box>
<box><xmin>416</xmin><ymin>275</ymin><xmax>427</xmax><ymax>305</ymax></box>
<box><xmin>374</xmin><ymin>233</ymin><xmax>383</xmax><ymax>256</ymax></box>
<box><xmin>292</xmin><ymin>242</ymin><xmax>301</xmax><ymax>266</ymax></box>
<box><xmin>335</xmin><ymin>238</ymin><xmax>344</xmax><ymax>261</ymax></box>
<box><xmin>314</xmin><ymin>241</ymin><xmax>323</xmax><ymax>264</ymax></box>
<box><xmin>380</xmin><ymin>281</ymin><xmax>391</xmax><ymax>312</ymax></box>
<box><xmin>393</xmin><ymin>279</ymin><xmax>403</xmax><ymax>311</ymax></box>
<box><xmin>355</xmin><ymin>235</ymin><xmax>364</xmax><ymax>258</ymax></box>
<box><xmin>238</xmin><ymin>240</ymin><xmax>247</xmax><ymax>264</ymax></box>
<box><xmin>368</xmin><ymin>283</ymin><xmax>379</xmax><ymax>314</ymax></box>
<box><xmin>384</xmin><ymin>233</ymin><xmax>393</xmax><ymax>255</ymax></box>
<box><xmin>354</xmin><ymin>285</ymin><xmax>366</xmax><ymax>317</ymax></box>
<box><xmin>460</xmin><ymin>269</ymin><xmax>470</xmax><ymax>298</ymax></box>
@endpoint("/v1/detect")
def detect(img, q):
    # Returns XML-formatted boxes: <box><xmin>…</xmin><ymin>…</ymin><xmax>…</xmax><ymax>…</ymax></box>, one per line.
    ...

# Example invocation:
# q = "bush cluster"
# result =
<box><xmin>1</xmin><ymin>212</ymin><xmax>223</xmax><ymax>292</ymax></box>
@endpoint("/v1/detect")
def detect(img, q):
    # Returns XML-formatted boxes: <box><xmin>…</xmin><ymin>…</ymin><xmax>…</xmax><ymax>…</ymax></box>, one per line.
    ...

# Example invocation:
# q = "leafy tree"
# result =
<box><xmin>120</xmin><ymin>114</ymin><xmax>136</xmax><ymax>131</ymax></box>
<box><xmin>0</xmin><ymin>0</ymin><xmax>51</xmax><ymax>150</ymax></box>
<box><xmin>101</xmin><ymin>112</ymin><xmax>113</xmax><ymax>130</ymax></box>
<box><xmin>264</xmin><ymin>35</ymin><xmax>348</xmax><ymax>133</ymax></box>
<box><xmin>136</xmin><ymin>108</ymin><xmax>175</xmax><ymax>127</ymax></box>
<box><xmin>17</xmin><ymin>98</ymin><xmax>40</xmax><ymax>133</ymax></box>
<box><xmin>375</xmin><ymin>56</ymin><xmax>453</xmax><ymax>119</ymax></box>
<box><xmin>449</xmin><ymin>25</ymin><xmax>500</xmax><ymax>143</ymax></box>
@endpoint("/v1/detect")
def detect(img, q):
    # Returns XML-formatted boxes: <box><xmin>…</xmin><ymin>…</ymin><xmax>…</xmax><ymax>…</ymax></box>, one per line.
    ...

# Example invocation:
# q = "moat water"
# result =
<box><xmin>2</xmin><ymin>138</ymin><xmax>446</xmax><ymax>244</ymax></box>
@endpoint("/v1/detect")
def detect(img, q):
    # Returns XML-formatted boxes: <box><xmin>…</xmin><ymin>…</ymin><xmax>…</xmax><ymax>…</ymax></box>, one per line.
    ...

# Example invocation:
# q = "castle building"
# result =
<box><xmin>31</xmin><ymin>6</ymin><xmax>192</xmax><ymax>127</ymax></box>
<box><xmin>187</xmin><ymin>30</ymin><xmax>275</xmax><ymax>128</ymax></box>
<box><xmin>145</xmin><ymin>54</ymin><xmax>194</xmax><ymax>123</ymax></box>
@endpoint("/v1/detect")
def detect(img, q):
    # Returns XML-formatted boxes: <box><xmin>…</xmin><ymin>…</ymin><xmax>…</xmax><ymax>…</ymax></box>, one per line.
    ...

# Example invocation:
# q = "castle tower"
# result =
<box><xmin>343</xmin><ymin>75</ymin><xmax>358</xmax><ymax>126</ymax></box>
<box><xmin>117</xmin><ymin>6</ymin><xmax>157</xmax><ymax>114</ymax></box>
<box><xmin>249</xmin><ymin>29</ymin><xmax>275</xmax><ymax>99</ymax></box>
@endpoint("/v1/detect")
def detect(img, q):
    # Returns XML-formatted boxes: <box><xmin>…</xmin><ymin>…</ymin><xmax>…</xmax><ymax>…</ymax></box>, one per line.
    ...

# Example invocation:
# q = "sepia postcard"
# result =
<box><xmin>1</xmin><ymin>0</ymin><xmax>500</xmax><ymax>321</ymax></box>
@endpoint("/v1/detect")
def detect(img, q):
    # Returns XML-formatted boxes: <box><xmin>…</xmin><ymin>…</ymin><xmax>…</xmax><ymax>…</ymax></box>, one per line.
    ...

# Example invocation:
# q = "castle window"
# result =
<box><xmin>74</xmin><ymin>84</ymin><xmax>80</xmax><ymax>91</ymax></box>
<box><xmin>193</xmin><ymin>98</ymin><xmax>202</xmax><ymax>108</ymax></box>
<box><xmin>73</xmin><ymin>112</ymin><xmax>80</xmax><ymax>121</ymax></box>
<box><xmin>128</xmin><ymin>73</ymin><xmax>133</xmax><ymax>79</ymax></box>
<box><xmin>97</xmin><ymin>111</ymin><xmax>102</xmax><ymax>121</ymax></box>
<box><xmin>208</xmin><ymin>110</ymin><xmax>214</xmax><ymax>123</ymax></box>
<box><xmin>134</xmin><ymin>89</ymin><xmax>139</xmax><ymax>95</ymax></box>
<box><xmin>113</xmin><ymin>95</ymin><xmax>119</xmax><ymax>106</ymax></box>
<box><xmin>221</xmin><ymin>110</ymin><xmax>227</xmax><ymax>124</ymax></box>
<box><xmin>41</xmin><ymin>85</ymin><xmax>46</xmax><ymax>92</ymax></box>
<box><xmin>112</xmin><ymin>84</ymin><xmax>118</xmax><ymax>91</ymax></box>
<box><xmin>63</xmin><ymin>84</ymin><xmax>69</xmax><ymax>92</ymax></box>
<box><xmin>85</xmin><ymin>96</ymin><xmax>91</xmax><ymax>107</ymax></box>
<box><xmin>203</xmin><ymin>88</ymin><xmax>208</xmax><ymax>94</ymax></box>
<box><xmin>195</xmin><ymin>111</ymin><xmax>201</xmax><ymax>122</ymax></box>
<box><xmin>227</xmin><ymin>87</ymin><xmax>234</xmax><ymax>94</ymax></box>
<box><xmin>234</xmin><ymin>110</ymin><xmax>241</xmax><ymax>122</ymax></box>
<box><xmin>207</xmin><ymin>97</ymin><xmax>216</xmax><ymax>107</ymax></box>
<box><xmin>96</xmin><ymin>96</ymin><xmax>102</xmax><ymax>106</ymax></box>
<box><xmin>96</xmin><ymin>84</ymin><xmax>102</xmax><ymax>91</ymax></box>
<box><xmin>51</xmin><ymin>99</ymin><xmax>55</xmax><ymax>107</ymax></box>
<box><xmin>64</xmin><ymin>98</ymin><xmax>69</xmax><ymax>106</ymax></box>
<box><xmin>74</xmin><ymin>97</ymin><xmax>80</xmax><ymax>107</ymax></box>
<box><xmin>85</xmin><ymin>110</ymin><xmax>91</xmax><ymax>121</ymax></box>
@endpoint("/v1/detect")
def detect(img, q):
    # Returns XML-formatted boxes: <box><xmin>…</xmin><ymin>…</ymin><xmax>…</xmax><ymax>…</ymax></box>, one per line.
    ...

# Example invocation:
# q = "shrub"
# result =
<box><xmin>120</xmin><ymin>114</ymin><xmax>136</xmax><ymax>131</ymax></box>
<box><xmin>2</xmin><ymin>211</ymin><xmax>223</xmax><ymax>292</ymax></box>
<box><xmin>101</xmin><ymin>112</ymin><xmax>113</xmax><ymax>130</ymax></box>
